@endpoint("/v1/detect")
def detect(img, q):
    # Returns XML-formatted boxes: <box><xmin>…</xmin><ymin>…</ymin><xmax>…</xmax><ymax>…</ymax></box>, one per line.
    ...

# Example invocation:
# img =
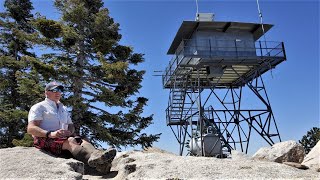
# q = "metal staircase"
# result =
<box><xmin>167</xmin><ymin>74</ymin><xmax>188</xmax><ymax>125</ymax></box>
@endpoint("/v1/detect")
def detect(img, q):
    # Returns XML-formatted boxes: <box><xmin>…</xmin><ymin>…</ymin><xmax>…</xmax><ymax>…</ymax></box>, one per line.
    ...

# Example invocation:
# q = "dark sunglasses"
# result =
<box><xmin>48</xmin><ymin>88</ymin><xmax>63</xmax><ymax>93</ymax></box>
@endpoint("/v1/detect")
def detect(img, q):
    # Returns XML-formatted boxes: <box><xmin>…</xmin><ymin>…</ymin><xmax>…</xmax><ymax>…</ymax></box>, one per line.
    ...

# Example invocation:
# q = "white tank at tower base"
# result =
<box><xmin>189</xmin><ymin>133</ymin><xmax>222</xmax><ymax>157</ymax></box>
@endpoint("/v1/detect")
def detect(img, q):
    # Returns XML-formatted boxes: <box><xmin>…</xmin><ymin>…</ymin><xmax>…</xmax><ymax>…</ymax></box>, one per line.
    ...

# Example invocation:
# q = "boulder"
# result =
<box><xmin>252</xmin><ymin>140</ymin><xmax>305</xmax><ymax>163</ymax></box>
<box><xmin>89</xmin><ymin>149</ymin><xmax>318</xmax><ymax>180</ymax></box>
<box><xmin>0</xmin><ymin>147</ymin><xmax>83</xmax><ymax>179</ymax></box>
<box><xmin>302</xmin><ymin>140</ymin><xmax>320</xmax><ymax>171</ymax></box>
<box><xmin>1</xmin><ymin>146</ymin><xmax>319</xmax><ymax>179</ymax></box>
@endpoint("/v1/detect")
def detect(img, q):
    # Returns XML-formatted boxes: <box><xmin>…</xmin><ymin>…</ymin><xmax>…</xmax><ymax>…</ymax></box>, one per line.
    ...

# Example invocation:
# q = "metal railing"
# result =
<box><xmin>162</xmin><ymin>39</ymin><xmax>286</xmax><ymax>87</ymax></box>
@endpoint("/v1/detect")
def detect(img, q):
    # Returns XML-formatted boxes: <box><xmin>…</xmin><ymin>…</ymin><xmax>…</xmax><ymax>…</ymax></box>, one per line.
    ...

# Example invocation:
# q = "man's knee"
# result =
<box><xmin>68</xmin><ymin>137</ymin><xmax>78</xmax><ymax>144</ymax></box>
<box><xmin>62</xmin><ymin>137</ymin><xmax>78</xmax><ymax>150</ymax></box>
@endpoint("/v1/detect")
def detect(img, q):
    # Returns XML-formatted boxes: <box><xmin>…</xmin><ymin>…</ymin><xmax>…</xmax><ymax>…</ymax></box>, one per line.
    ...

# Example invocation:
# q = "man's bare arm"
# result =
<box><xmin>27</xmin><ymin>121</ymin><xmax>71</xmax><ymax>138</ymax></box>
<box><xmin>27</xmin><ymin>120</ymin><xmax>47</xmax><ymax>137</ymax></box>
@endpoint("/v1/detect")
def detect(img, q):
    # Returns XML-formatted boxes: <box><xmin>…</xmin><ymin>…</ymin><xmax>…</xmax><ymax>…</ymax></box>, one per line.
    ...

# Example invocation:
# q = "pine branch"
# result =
<box><xmin>87</xmin><ymin>104</ymin><xmax>110</xmax><ymax>115</ymax></box>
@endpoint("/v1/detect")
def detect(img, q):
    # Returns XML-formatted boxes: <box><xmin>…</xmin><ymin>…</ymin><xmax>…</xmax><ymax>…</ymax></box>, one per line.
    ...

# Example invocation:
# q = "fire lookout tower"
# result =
<box><xmin>162</xmin><ymin>13</ymin><xmax>286</xmax><ymax>156</ymax></box>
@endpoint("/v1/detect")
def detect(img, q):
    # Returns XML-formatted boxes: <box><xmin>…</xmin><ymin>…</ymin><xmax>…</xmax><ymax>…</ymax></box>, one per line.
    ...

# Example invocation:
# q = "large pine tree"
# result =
<box><xmin>0</xmin><ymin>0</ymin><xmax>43</xmax><ymax>148</ymax></box>
<box><xmin>34</xmin><ymin>0</ymin><xmax>160</xmax><ymax>148</ymax></box>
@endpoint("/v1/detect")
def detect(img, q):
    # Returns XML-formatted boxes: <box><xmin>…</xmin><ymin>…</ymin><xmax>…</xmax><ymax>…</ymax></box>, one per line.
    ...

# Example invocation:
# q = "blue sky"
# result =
<box><xmin>1</xmin><ymin>0</ymin><xmax>319</xmax><ymax>155</ymax></box>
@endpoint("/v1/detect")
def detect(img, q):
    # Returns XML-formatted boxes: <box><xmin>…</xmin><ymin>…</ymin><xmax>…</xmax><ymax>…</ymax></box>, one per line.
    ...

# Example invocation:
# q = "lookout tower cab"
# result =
<box><xmin>163</xmin><ymin>15</ymin><xmax>286</xmax><ymax>89</ymax></box>
<box><xmin>162</xmin><ymin>13</ymin><xmax>286</xmax><ymax>156</ymax></box>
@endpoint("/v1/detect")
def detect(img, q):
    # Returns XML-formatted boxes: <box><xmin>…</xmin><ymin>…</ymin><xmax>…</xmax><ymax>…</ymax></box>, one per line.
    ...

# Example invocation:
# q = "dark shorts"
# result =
<box><xmin>33</xmin><ymin>137</ymin><xmax>68</xmax><ymax>156</ymax></box>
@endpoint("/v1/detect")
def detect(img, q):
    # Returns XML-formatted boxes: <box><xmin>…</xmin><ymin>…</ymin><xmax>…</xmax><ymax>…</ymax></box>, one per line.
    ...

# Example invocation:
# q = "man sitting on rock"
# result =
<box><xmin>27</xmin><ymin>81</ymin><xmax>116</xmax><ymax>173</ymax></box>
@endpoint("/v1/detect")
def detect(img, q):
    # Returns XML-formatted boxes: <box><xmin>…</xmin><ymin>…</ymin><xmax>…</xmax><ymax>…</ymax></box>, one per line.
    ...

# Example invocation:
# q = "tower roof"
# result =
<box><xmin>167</xmin><ymin>21</ymin><xmax>273</xmax><ymax>54</ymax></box>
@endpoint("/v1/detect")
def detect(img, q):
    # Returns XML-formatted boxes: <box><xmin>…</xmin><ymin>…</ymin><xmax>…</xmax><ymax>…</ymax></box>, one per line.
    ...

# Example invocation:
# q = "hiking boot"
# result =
<box><xmin>88</xmin><ymin>148</ymin><xmax>117</xmax><ymax>167</ymax></box>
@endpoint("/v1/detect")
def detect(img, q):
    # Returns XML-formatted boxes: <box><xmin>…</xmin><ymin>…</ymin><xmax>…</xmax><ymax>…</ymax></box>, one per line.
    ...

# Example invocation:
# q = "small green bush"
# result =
<box><xmin>299</xmin><ymin>127</ymin><xmax>320</xmax><ymax>154</ymax></box>
<box><xmin>12</xmin><ymin>133</ymin><xmax>34</xmax><ymax>147</ymax></box>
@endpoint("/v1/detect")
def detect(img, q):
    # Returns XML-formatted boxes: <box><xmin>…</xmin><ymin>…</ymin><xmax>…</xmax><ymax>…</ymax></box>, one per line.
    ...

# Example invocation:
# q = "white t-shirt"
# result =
<box><xmin>28</xmin><ymin>98</ymin><xmax>73</xmax><ymax>131</ymax></box>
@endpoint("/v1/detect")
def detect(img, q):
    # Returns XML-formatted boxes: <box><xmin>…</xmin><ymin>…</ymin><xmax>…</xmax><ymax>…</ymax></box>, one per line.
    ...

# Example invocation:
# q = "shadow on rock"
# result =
<box><xmin>84</xmin><ymin>164</ymin><xmax>118</xmax><ymax>178</ymax></box>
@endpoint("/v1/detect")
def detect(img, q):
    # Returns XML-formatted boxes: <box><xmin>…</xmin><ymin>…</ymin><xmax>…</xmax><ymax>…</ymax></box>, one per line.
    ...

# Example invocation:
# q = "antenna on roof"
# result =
<box><xmin>256</xmin><ymin>0</ymin><xmax>267</xmax><ymax>41</ymax></box>
<box><xmin>195</xmin><ymin>0</ymin><xmax>215</xmax><ymax>22</ymax></box>
<box><xmin>256</xmin><ymin>0</ymin><xmax>274</xmax><ymax>78</ymax></box>
<box><xmin>195</xmin><ymin>0</ymin><xmax>199</xmax><ymax>16</ymax></box>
